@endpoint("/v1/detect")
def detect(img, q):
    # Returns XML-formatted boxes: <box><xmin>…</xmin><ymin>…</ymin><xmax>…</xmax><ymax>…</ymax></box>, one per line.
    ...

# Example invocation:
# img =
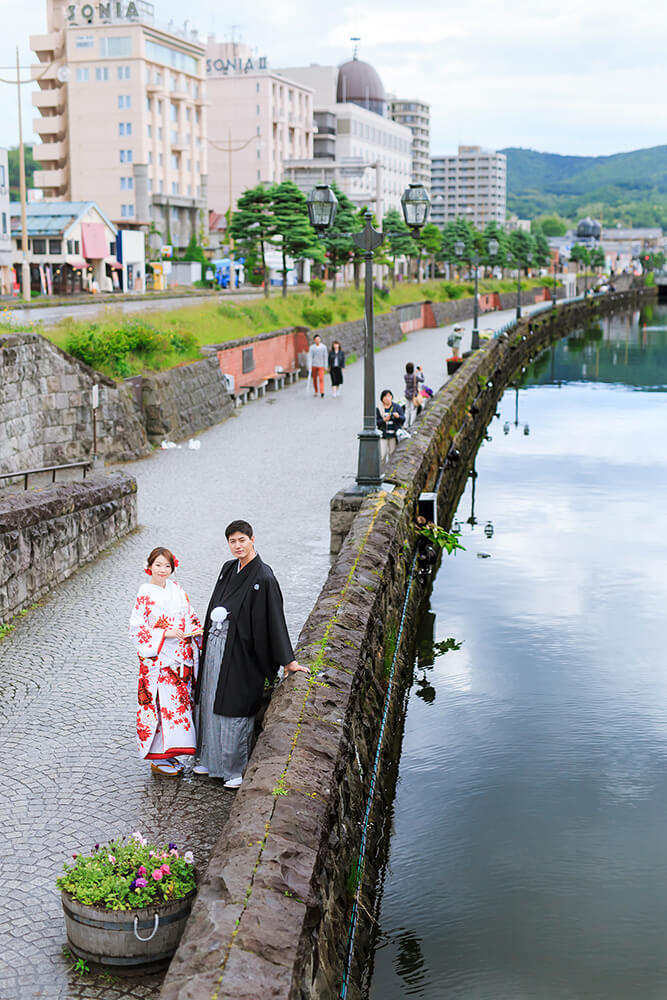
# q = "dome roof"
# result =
<box><xmin>576</xmin><ymin>216</ymin><xmax>601</xmax><ymax>240</ymax></box>
<box><xmin>337</xmin><ymin>57</ymin><xmax>386</xmax><ymax>115</ymax></box>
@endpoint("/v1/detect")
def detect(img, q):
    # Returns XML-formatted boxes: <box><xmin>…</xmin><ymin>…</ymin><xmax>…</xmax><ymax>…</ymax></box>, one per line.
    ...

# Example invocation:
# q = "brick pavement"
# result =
<box><xmin>0</xmin><ymin>306</ymin><xmax>534</xmax><ymax>1000</ymax></box>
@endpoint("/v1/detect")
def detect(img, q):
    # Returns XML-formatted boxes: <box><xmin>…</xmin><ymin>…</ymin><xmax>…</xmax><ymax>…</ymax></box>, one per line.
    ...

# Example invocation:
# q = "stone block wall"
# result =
<box><xmin>139</xmin><ymin>358</ymin><xmax>234</xmax><ymax>442</ymax></box>
<box><xmin>0</xmin><ymin>472</ymin><xmax>137</xmax><ymax>621</ymax></box>
<box><xmin>160</xmin><ymin>286</ymin><xmax>654</xmax><ymax>1000</ymax></box>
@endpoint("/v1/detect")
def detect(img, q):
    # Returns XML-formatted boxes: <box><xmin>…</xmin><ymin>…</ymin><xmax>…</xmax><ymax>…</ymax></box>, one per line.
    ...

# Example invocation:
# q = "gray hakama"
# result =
<box><xmin>195</xmin><ymin>617</ymin><xmax>255</xmax><ymax>781</ymax></box>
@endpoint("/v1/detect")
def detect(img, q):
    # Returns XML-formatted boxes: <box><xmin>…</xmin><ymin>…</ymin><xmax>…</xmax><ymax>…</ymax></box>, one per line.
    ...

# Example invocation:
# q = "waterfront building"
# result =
<box><xmin>9</xmin><ymin>200</ymin><xmax>119</xmax><ymax>294</ymax></box>
<box><xmin>0</xmin><ymin>149</ymin><xmax>12</xmax><ymax>294</ymax></box>
<box><xmin>205</xmin><ymin>38</ymin><xmax>314</xmax><ymax>222</ymax></box>
<box><xmin>430</xmin><ymin>145</ymin><xmax>506</xmax><ymax>229</ymax></box>
<box><xmin>278</xmin><ymin>57</ymin><xmax>412</xmax><ymax>220</ymax></box>
<box><xmin>30</xmin><ymin>0</ymin><xmax>208</xmax><ymax>250</ymax></box>
<box><xmin>389</xmin><ymin>99</ymin><xmax>430</xmax><ymax>191</ymax></box>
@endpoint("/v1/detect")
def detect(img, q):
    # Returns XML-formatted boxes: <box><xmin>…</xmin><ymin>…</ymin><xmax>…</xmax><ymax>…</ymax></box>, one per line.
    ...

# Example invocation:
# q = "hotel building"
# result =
<box><xmin>30</xmin><ymin>0</ymin><xmax>208</xmax><ymax>248</ymax></box>
<box><xmin>430</xmin><ymin>145</ymin><xmax>507</xmax><ymax>229</ymax></box>
<box><xmin>205</xmin><ymin>39</ymin><xmax>314</xmax><ymax>220</ymax></box>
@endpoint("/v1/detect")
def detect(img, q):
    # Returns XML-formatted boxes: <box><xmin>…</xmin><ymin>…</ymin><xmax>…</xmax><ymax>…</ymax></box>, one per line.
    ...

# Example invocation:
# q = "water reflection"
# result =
<box><xmin>367</xmin><ymin>305</ymin><xmax>667</xmax><ymax>999</ymax></box>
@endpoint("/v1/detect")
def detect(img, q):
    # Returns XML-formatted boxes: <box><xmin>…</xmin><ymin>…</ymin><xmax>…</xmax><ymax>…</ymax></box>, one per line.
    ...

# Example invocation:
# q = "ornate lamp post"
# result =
<box><xmin>308</xmin><ymin>182</ymin><xmax>430</xmax><ymax>488</ymax></box>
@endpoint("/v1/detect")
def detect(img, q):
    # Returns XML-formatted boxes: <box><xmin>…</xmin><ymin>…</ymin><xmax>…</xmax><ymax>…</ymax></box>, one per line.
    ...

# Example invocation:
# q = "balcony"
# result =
<box><xmin>146</xmin><ymin>80</ymin><xmax>166</xmax><ymax>95</ymax></box>
<box><xmin>170</xmin><ymin>134</ymin><xmax>189</xmax><ymax>151</ymax></box>
<box><xmin>30</xmin><ymin>32</ymin><xmax>62</xmax><ymax>58</ymax></box>
<box><xmin>31</xmin><ymin>62</ymin><xmax>59</xmax><ymax>83</ymax></box>
<box><xmin>34</xmin><ymin>167</ymin><xmax>68</xmax><ymax>191</ymax></box>
<box><xmin>33</xmin><ymin>115</ymin><xmax>65</xmax><ymax>138</ymax></box>
<box><xmin>34</xmin><ymin>140</ymin><xmax>67</xmax><ymax>164</ymax></box>
<box><xmin>32</xmin><ymin>88</ymin><xmax>64</xmax><ymax>112</ymax></box>
<box><xmin>169</xmin><ymin>88</ymin><xmax>189</xmax><ymax>101</ymax></box>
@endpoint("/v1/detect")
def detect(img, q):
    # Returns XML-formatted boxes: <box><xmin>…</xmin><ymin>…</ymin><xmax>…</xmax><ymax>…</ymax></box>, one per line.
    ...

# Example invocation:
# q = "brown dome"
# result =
<box><xmin>336</xmin><ymin>58</ymin><xmax>386</xmax><ymax>116</ymax></box>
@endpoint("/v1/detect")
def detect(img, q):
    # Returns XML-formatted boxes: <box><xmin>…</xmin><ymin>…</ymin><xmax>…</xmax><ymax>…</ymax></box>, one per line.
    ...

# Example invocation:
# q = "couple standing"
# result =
<box><xmin>129</xmin><ymin>520</ymin><xmax>307</xmax><ymax>786</ymax></box>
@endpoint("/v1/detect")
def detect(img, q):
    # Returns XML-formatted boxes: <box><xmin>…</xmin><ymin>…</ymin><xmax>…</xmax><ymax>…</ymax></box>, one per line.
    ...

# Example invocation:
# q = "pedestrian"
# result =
<box><xmin>308</xmin><ymin>334</ymin><xmax>328</xmax><ymax>397</ymax></box>
<box><xmin>194</xmin><ymin>520</ymin><xmax>308</xmax><ymax>788</ymax></box>
<box><xmin>129</xmin><ymin>546</ymin><xmax>202</xmax><ymax>777</ymax></box>
<box><xmin>328</xmin><ymin>340</ymin><xmax>345</xmax><ymax>396</ymax></box>
<box><xmin>375</xmin><ymin>389</ymin><xmax>405</xmax><ymax>463</ymax></box>
<box><xmin>403</xmin><ymin>362</ymin><xmax>425</xmax><ymax>427</ymax></box>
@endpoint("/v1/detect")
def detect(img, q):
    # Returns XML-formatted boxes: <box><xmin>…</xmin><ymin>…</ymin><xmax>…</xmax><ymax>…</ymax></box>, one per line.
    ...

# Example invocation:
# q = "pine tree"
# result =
<box><xmin>320</xmin><ymin>183</ymin><xmax>358</xmax><ymax>292</ymax></box>
<box><xmin>382</xmin><ymin>208</ymin><xmax>416</xmax><ymax>285</ymax></box>
<box><xmin>230</xmin><ymin>185</ymin><xmax>275</xmax><ymax>297</ymax></box>
<box><xmin>271</xmin><ymin>181</ymin><xmax>322</xmax><ymax>298</ymax></box>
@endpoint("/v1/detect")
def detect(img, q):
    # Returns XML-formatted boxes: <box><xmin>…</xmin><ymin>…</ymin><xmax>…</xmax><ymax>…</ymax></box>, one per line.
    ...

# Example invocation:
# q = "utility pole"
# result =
<box><xmin>16</xmin><ymin>47</ymin><xmax>30</xmax><ymax>303</ymax></box>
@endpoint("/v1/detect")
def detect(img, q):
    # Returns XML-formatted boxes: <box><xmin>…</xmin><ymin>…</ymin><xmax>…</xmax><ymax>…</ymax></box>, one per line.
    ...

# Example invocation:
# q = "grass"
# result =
<box><xmin>37</xmin><ymin>277</ymin><xmax>550</xmax><ymax>380</ymax></box>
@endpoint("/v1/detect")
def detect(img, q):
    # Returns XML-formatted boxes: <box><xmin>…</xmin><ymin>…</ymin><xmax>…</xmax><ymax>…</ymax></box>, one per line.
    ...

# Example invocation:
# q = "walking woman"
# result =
<box><xmin>129</xmin><ymin>546</ymin><xmax>202</xmax><ymax>777</ymax></box>
<box><xmin>328</xmin><ymin>340</ymin><xmax>345</xmax><ymax>397</ymax></box>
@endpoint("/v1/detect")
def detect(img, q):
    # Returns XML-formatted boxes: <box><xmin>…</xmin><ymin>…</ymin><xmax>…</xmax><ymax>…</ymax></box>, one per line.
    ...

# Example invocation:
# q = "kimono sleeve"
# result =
<box><xmin>184</xmin><ymin>590</ymin><xmax>203</xmax><ymax>651</ymax></box>
<box><xmin>263</xmin><ymin>576</ymin><xmax>295</xmax><ymax>671</ymax></box>
<box><xmin>129</xmin><ymin>590</ymin><xmax>165</xmax><ymax>658</ymax></box>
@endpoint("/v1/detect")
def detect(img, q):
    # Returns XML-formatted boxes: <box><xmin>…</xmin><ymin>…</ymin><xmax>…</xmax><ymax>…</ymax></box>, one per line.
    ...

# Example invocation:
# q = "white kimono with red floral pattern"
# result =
<box><xmin>129</xmin><ymin>580</ymin><xmax>202</xmax><ymax>761</ymax></box>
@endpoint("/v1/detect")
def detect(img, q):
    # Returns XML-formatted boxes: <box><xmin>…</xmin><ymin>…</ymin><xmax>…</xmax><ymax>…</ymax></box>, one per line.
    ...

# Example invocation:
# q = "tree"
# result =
<box><xmin>531</xmin><ymin>226</ymin><xmax>552</xmax><ymax>269</ymax></box>
<box><xmin>569</xmin><ymin>243</ymin><xmax>591</xmax><ymax>292</ymax></box>
<box><xmin>417</xmin><ymin>223</ymin><xmax>442</xmax><ymax>281</ymax></box>
<box><xmin>182</xmin><ymin>234</ymin><xmax>207</xmax><ymax>266</ymax></box>
<box><xmin>271</xmin><ymin>180</ymin><xmax>322</xmax><ymax>298</ymax></box>
<box><xmin>589</xmin><ymin>245</ymin><xmax>606</xmax><ymax>273</ymax></box>
<box><xmin>320</xmin><ymin>183</ymin><xmax>358</xmax><ymax>292</ymax></box>
<box><xmin>230</xmin><ymin>185</ymin><xmax>275</xmax><ymax>297</ymax></box>
<box><xmin>537</xmin><ymin>215</ymin><xmax>568</xmax><ymax>237</ymax></box>
<box><xmin>8</xmin><ymin>145</ymin><xmax>36</xmax><ymax>201</ymax></box>
<box><xmin>482</xmin><ymin>221</ymin><xmax>508</xmax><ymax>272</ymax></box>
<box><xmin>382</xmin><ymin>208</ymin><xmax>416</xmax><ymax>285</ymax></box>
<box><xmin>440</xmin><ymin>218</ymin><xmax>475</xmax><ymax>275</ymax></box>
<box><xmin>508</xmin><ymin>229</ymin><xmax>536</xmax><ymax>271</ymax></box>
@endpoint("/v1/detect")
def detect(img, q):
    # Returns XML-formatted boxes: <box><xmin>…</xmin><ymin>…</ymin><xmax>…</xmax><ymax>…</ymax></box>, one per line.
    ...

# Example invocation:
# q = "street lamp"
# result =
<box><xmin>308</xmin><ymin>182</ymin><xmax>430</xmax><ymax>488</ymax></box>
<box><xmin>455</xmin><ymin>239</ymin><xmax>482</xmax><ymax>350</ymax></box>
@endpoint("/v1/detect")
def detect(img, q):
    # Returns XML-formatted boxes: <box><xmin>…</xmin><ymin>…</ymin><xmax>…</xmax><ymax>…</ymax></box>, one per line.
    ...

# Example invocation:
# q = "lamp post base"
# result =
<box><xmin>356</xmin><ymin>429</ymin><xmax>383</xmax><ymax>489</ymax></box>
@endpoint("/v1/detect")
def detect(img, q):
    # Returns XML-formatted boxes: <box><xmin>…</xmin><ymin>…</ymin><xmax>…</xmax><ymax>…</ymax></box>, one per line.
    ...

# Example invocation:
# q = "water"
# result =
<box><xmin>367</xmin><ymin>305</ymin><xmax>667</xmax><ymax>999</ymax></box>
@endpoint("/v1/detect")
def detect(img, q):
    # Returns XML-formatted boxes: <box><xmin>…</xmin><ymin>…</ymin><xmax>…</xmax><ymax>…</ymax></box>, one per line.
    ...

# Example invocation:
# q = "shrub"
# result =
<box><xmin>302</xmin><ymin>302</ymin><xmax>333</xmax><ymax>327</ymax></box>
<box><xmin>168</xmin><ymin>330</ymin><xmax>198</xmax><ymax>354</ymax></box>
<box><xmin>309</xmin><ymin>277</ymin><xmax>326</xmax><ymax>297</ymax></box>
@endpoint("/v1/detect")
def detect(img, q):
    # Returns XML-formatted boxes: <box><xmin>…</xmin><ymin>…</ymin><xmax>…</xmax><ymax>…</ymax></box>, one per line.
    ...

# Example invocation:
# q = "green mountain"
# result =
<box><xmin>501</xmin><ymin>146</ymin><xmax>667</xmax><ymax>228</ymax></box>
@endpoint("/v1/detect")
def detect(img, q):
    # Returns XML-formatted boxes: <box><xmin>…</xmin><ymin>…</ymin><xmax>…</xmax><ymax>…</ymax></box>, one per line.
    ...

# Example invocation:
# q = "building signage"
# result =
<box><xmin>206</xmin><ymin>56</ymin><xmax>267</xmax><ymax>75</ymax></box>
<box><xmin>66</xmin><ymin>2</ymin><xmax>140</xmax><ymax>22</ymax></box>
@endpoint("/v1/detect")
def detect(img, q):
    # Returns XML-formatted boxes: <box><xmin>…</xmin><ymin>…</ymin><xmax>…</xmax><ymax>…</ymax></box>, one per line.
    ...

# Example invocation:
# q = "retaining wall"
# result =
<box><xmin>0</xmin><ymin>472</ymin><xmax>137</xmax><ymax>620</ymax></box>
<box><xmin>161</xmin><ymin>287</ymin><xmax>653</xmax><ymax>1000</ymax></box>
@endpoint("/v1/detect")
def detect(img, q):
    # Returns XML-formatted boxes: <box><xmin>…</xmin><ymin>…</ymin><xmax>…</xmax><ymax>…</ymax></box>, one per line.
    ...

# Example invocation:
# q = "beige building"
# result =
<box><xmin>278</xmin><ymin>58</ymin><xmax>413</xmax><ymax>220</ymax></box>
<box><xmin>0</xmin><ymin>149</ymin><xmax>12</xmax><ymax>294</ymax></box>
<box><xmin>30</xmin><ymin>0</ymin><xmax>208</xmax><ymax>249</ymax></box>
<box><xmin>431</xmin><ymin>145</ymin><xmax>507</xmax><ymax>229</ymax></box>
<box><xmin>389</xmin><ymin>99</ymin><xmax>431</xmax><ymax>191</ymax></box>
<box><xmin>205</xmin><ymin>39</ymin><xmax>314</xmax><ymax>220</ymax></box>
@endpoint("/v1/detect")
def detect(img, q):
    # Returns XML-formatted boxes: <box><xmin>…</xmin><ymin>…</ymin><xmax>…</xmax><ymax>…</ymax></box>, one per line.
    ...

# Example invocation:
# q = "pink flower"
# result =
<box><xmin>161</xmin><ymin>864</ymin><xmax>171</xmax><ymax>875</ymax></box>
<box><xmin>152</xmin><ymin>869</ymin><xmax>163</xmax><ymax>881</ymax></box>
<box><xmin>149</xmin><ymin>850</ymin><xmax>155</xmax><ymax>857</ymax></box>
<box><xmin>169</xmin><ymin>848</ymin><xmax>179</xmax><ymax>857</ymax></box>
<box><xmin>108</xmin><ymin>855</ymin><xmax>116</xmax><ymax>864</ymax></box>
<box><xmin>137</xmin><ymin>866</ymin><xmax>147</xmax><ymax>876</ymax></box>
<box><xmin>71</xmin><ymin>854</ymin><xmax>78</xmax><ymax>860</ymax></box>
<box><xmin>135</xmin><ymin>877</ymin><xmax>148</xmax><ymax>888</ymax></box>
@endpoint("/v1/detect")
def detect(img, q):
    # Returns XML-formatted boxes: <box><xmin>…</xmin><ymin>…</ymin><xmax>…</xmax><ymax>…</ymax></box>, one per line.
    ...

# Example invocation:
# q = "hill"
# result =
<box><xmin>501</xmin><ymin>146</ymin><xmax>667</xmax><ymax>228</ymax></box>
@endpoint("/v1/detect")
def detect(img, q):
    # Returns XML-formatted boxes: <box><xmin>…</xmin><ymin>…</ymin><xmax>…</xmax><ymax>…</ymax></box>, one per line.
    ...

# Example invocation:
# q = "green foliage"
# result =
<box><xmin>433</xmin><ymin>637</ymin><xmax>463</xmax><ymax>656</ymax></box>
<box><xmin>569</xmin><ymin>243</ymin><xmax>590</xmax><ymax>267</ymax></box>
<box><xmin>65</xmin><ymin>319</ymin><xmax>196</xmax><ymax>378</ymax></box>
<box><xmin>301</xmin><ymin>301</ymin><xmax>333</xmax><ymax>327</ymax></box>
<box><xmin>8</xmin><ymin>145</ymin><xmax>36</xmax><ymax>200</ymax></box>
<box><xmin>502</xmin><ymin>144</ymin><xmax>667</xmax><ymax>227</ymax></box>
<box><xmin>181</xmin><ymin>234</ymin><xmax>207</xmax><ymax>266</ymax></box>
<box><xmin>0</xmin><ymin>622</ymin><xmax>15</xmax><ymax>640</ymax></box>
<box><xmin>482</xmin><ymin>221</ymin><xmax>508</xmax><ymax>267</ymax></box>
<box><xmin>508</xmin><ymin>229</ymin><xmax>536</xmax><ymax>269</ymax></box>
<box><xmin>309</xmin><ymin>277</ymin><xmax>326</xmax><ymax>296</ymax></box>
<box><xmin>271</xmin><ymin>180</ymin><xmax>322</xmax><ymax>296</ymax></box>
<box><xmin>56</xmin><ymin>835</ymin><xmax>196</xmax><ymax>911</ymax></box>
<box><xmin>536</xmin><ymin>215</ymin><xmax>568</xmax><ymax>236</ymax></box>
<box><xmin>382</xmin><ymin>207</ymin><xmax>416</xmax><ymax>271</ymax></box>
<box><xmin>322</xmin><ymin>183</ymin><xmax>360</xmax><ymax>290</ymax></box>
<box><xmin>440</xmin><ymin>218</ymin><xmax>476</xmax><ymax>265</ymax></box>
<box><xmin>417</xmin><ymin>523</ymin><xmax>466</xmax><ymax>556</ymax></box>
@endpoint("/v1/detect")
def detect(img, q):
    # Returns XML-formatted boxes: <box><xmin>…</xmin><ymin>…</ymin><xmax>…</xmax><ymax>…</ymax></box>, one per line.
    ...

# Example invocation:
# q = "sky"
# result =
<box><xmin>1</xmin><ymin>0</ymin><xmax>665</xmax><ymax>159</ymax></box>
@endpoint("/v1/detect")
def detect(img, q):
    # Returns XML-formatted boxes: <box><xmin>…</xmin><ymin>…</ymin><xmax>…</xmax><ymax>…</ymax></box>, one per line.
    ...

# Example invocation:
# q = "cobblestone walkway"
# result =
<box><xmin>0</xmin><ymin>307</ymin><xmax>531</xmax><ymax>999</ymax></box>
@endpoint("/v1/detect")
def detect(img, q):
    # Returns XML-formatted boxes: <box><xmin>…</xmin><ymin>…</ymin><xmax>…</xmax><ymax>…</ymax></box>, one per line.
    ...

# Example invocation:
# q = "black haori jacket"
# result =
<box><xmin>195</xmin><ymin>554</ymin><xmax>295</xmax><ymax>717</ymax></box>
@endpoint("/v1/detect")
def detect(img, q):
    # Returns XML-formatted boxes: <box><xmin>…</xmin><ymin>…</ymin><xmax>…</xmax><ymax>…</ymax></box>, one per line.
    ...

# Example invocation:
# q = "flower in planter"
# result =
<box><xmin>184</xmin><ymin>851</ymin><xmax>194</xmax><ymax>866</ymax></box>
<box><xmin>57</xmin><ymin>835</ymin><xmax>196</xmax><ymax>911</ymax></box>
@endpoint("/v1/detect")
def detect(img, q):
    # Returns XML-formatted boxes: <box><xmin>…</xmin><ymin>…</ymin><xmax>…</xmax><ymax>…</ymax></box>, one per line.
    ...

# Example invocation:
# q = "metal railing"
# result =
<box><xmin>0</xmin><ymin>460</ymin><xmax>92</xmax><ymax>491</ymax></box>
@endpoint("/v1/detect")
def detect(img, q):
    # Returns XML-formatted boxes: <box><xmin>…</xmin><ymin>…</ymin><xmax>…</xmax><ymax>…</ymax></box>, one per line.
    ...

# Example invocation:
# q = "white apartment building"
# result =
<box><xmin>389</xmin><ymin>99</ymin><xmax>430</xmax><ymax>191</ymax></box>
<box><xmin>431</xmin><ymin>145</ymin><xmax>506</xmax><ymax>229</ymax></box>
<box><xmin>278</xmin><ymin>59</ymin><xmax>412</xmax><ymax>220</ymax></box>
<box><xmin>0</xmin><ymin>149</ymin><xmax>12</xmax><ymax>294</ymax></box>
<box><xmin>205</xmin><ymin>39</ymin><xmax>313</xmax><ymax>219</ymax></box>
<box><xmin>30</xmin><ymin>0</ymin><xmax>208</xmax><ymax>249</ymax></box>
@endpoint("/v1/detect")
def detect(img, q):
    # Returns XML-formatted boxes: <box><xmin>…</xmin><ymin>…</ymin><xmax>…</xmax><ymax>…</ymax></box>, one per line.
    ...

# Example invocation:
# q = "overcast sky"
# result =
<box><xmin>2</xmin><ymin>0</ymin><xmax>664</xmax><ymax>159</ymax></box>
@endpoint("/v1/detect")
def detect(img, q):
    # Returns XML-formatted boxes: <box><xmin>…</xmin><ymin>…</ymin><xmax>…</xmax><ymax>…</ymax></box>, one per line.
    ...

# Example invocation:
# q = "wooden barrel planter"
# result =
<box><xmin>61</xmin><ymin>889</ymin><xmax>195</xmax><ymax>967</ymax></box>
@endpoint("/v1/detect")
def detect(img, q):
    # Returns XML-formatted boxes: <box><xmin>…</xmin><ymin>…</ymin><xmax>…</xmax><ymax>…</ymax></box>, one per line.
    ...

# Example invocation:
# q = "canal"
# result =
<box><xmin>366</xmin><ymin>303</ymin><xmax>667</xmax><ymax>999</ymax></box>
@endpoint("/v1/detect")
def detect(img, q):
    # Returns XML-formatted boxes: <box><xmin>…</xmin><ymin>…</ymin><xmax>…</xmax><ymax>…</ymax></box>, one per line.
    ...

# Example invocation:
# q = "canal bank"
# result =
<box><xmin>366</xmin><ymin>298</ymin><xmax>667</xmax><ymax>1000</ymax></box>
<box><xmin>160</xmin><ymin>286</ymin><xmax>654</xmax><ymax>999</ymax></box>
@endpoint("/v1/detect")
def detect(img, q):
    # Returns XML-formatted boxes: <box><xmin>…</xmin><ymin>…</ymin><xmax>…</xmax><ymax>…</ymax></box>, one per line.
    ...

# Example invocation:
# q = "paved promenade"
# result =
<box><xmin>0</xmin><ymin>305</ymin><xmax>538</xmax><ymax>999</ymax></box>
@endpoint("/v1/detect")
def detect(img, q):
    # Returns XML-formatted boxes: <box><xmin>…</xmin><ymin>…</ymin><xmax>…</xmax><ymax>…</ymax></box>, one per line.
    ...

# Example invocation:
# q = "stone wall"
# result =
<box><xmin>0</xmin><ymin>472</ymin><xmax>137</xmax><ymax>621</ymax></box>
<box><xmin>0</xmin><ymin>333</ymin><xmax>235</xmax><ymax>476</ymax></box>
<box><xmin>0</xmin><ymin>332</ymin><xmax>150</xmax><ymax>474</ymax></box>
<box><xmin>161</xmin><ymin>286</ymin><xmax>654</xmax><ymax>1000</ymax></box>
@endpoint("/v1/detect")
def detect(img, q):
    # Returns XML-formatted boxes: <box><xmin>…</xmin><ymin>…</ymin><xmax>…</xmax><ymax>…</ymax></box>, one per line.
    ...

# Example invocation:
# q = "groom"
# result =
<box><xmin>194</xmin><ymin>519</ymin><xmax>307</xmax><ymax>786</ymax></box>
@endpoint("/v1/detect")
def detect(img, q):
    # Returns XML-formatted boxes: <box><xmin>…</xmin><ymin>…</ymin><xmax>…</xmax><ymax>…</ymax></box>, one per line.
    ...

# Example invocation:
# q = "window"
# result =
<box><xmin>185</xmin><ymin>107</ymin><xmax>190</xmax><ymax>122</ymax></box>
<box><xmin>100</xmin><ymin>36</ymin><xmax>131</xmax><ymax>57</ymax></box>
<box><xmin>120</xmin><ymin>177</ymin><xmax>133</xmax><ymax>190</ymax></box>
<box><xmin>95</xmin><ymin>67</ymin><xmax>109</xmax><ymax>81</ymax></box>
<box><xmin>170</xmin><ymin>130</ymin><xmax>178</xmax><ymax>144</ymax></box>
<box><xmin>120</xmin><ymin>203</ymin><xmax>135</xmax><ymax>217</ymax></box>
<box><xmin>32</xmin><ymin>238</ymin><xmax>47</xmax><ymax>255</ymax></box>
<box><xmin>49</xmin><ymin>239</ymin><xmax>62</xmax><ymax>253</ymax></box>
<box><xmin>145</xmin><ymin>39</ymin><xmax>198</xmax><ymax>74</ymax></box>
<box><xmin>147</xmin><ymin>124</ymin><xmax>152</xmax><ymax>138</ymax></box>
<box><xmin>0</xmin><ymin>165</ymin><xmax>5</xmax><ymax>185</ymax></box>
<box><xmin>118</xmin><ymin>94</ymin><xmax>131</xmax><ymax>109</ymax></box>
<box><xmin>119</xmin><ymin>149</ymin><xmax>133</xmax><ymax>163</ymax></box>
<box><xmin>75</xmin><ymin>35</ymin><xmax>94</xmax><ymax>48</ymax></box>
<box><xmin>170</xmin><ymin>75</ymin><xmax>177</xmax><ymax>91</ymax></box>
<box><xmin>170</xmin><ymin>103</ymin><xmax>178</xmax><ymax>122</ymax></box>
<box><xmin>147</xmin><ymin>178</ymin><xmax>153</xmax><ymax>192</ymax></box>
<box><xmin>171</xmin><ymin>153</ymin><xmax>179</xmax><ymax>169</ymax></box>
<box><xmin>126</xmin><ymin>122</ymin><xmax>132</xmax><ymax>135</ymax></box>
<box><xmin>76</xmin><ymin>68</ymin><xmax>89</xmax><ymax>82</ymax></box>
<box><xmin>146</xmin><ymin>96</ymin><xmax>152</xmax><ymax>112</ymax></box>
<box><xmin>117</xmin><ymin>65</ymin><xmax>130</xmax><ymax>80</ymax></box>
<box><xmin>1</xmin><ymin>212</ymin><xmax>6</xmax><ymax>235</ymax></box>
<box><xmin>158</xmin><ymin>127</ymin><xmax>163</xmax><ymax>140</ymax></box>
<box><xmin>159</xmin><ymin>153</ymin><xmax>163</xmax><ymax>166</ymax></box>
<box><xmin>171</xmin><ymin>182</ymin><xmax>179</xmax><ymax>194</ymax></box>
<box><xmin>148</xmin><ymin>151</ymin><xmax>152</xmax><ymax>164</ymax></box>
